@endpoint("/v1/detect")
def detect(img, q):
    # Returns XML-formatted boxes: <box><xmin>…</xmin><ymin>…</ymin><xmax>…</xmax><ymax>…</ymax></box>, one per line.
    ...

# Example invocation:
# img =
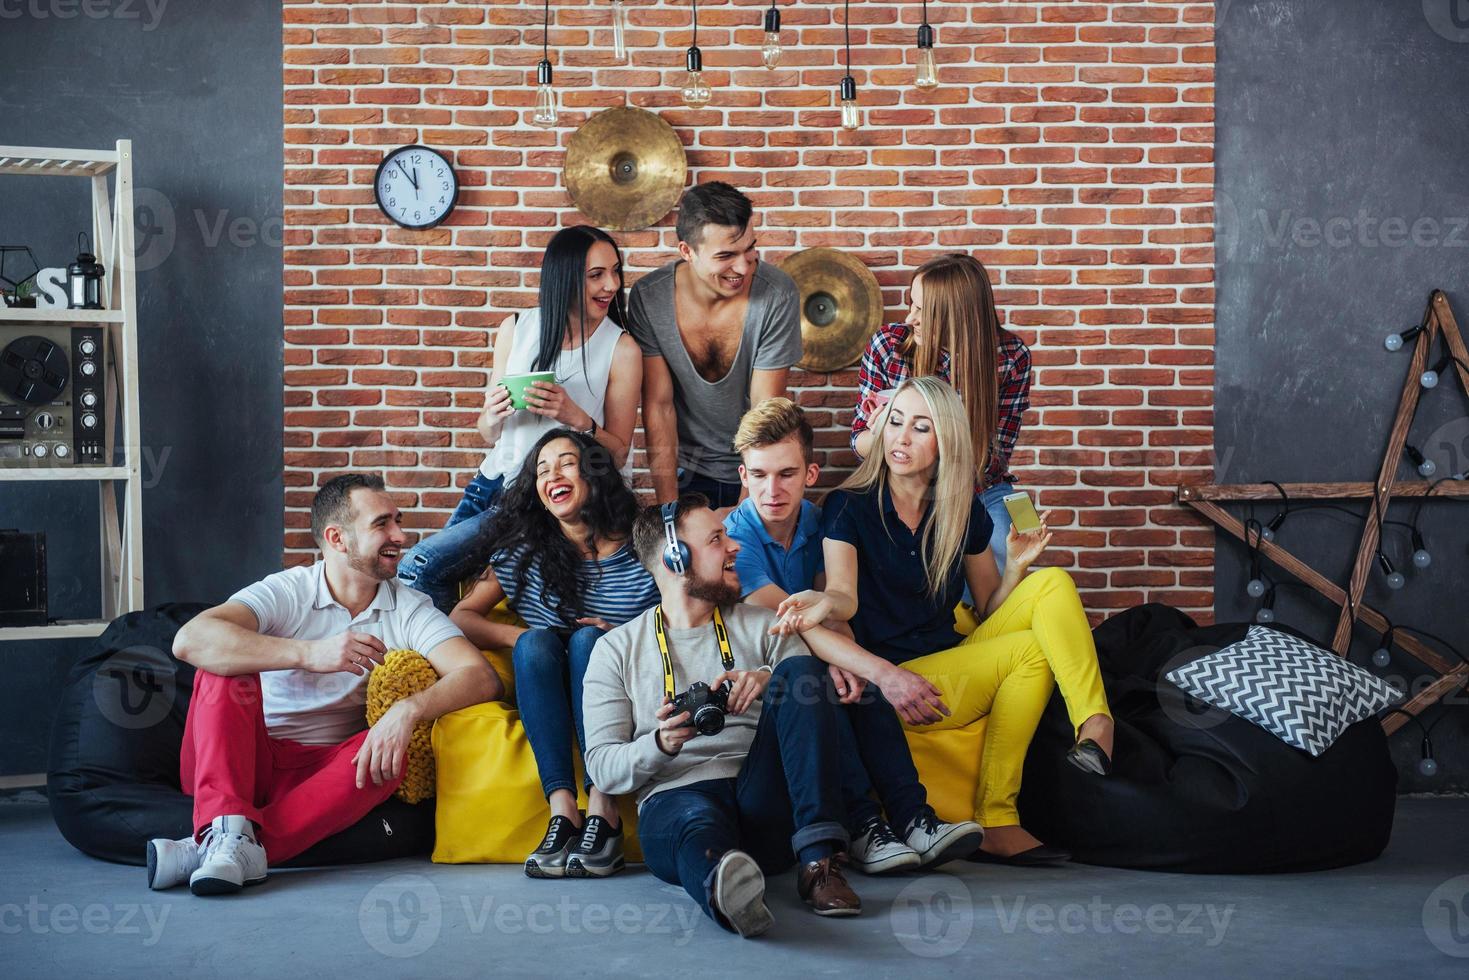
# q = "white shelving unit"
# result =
<box><xmin>0</xmin><ymin>140</ymin><xmax>143</xmax><ymax>641</ymax></box>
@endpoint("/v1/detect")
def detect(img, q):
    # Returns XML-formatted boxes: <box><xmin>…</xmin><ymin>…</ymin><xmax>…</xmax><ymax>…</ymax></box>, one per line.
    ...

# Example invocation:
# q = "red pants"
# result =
<box><xmin>180</xmin><ymin>670</ymin><xmax>399</xmax><ymax>863</ymax></box>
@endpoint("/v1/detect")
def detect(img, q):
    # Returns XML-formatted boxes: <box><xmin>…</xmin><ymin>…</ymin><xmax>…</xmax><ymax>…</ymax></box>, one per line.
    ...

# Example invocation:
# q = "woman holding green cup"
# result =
<box><xmin>398</xmin><ymin>225</ymin><xmax>644</xmax><ymax>612</ymax></box>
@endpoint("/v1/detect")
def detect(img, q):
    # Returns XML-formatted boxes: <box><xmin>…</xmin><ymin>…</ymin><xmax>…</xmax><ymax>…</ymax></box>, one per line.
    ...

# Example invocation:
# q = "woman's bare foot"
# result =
<box><xmin>1077</xmin><ymin>712</ymin><xmax>1115</xmax><ymax>761</ymax></box>
<box><xmin>978</xmin><ymin>824</ymin><xmax>1045</xmax><ymax>857</ymax></box>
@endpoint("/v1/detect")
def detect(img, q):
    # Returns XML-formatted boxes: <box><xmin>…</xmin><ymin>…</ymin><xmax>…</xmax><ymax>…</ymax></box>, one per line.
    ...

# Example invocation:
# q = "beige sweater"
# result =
<box><xmin>583</xmin><ymin>602</ymin><xmax>803</xmax><ymax>809</ymax></box>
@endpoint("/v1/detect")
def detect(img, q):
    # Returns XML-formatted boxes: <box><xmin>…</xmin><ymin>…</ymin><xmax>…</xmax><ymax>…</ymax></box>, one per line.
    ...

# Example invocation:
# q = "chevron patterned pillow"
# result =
<box><xmin>1164</xmin><ymin>626</ymin><xmax>1403</xmax><ymax>756</ymax></box>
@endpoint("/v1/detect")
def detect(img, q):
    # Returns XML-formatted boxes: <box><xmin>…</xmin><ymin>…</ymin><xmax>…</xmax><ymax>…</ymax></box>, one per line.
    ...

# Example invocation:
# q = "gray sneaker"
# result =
<box><xmin>565</xmin><ymin>815</ymin><xmax>626</xmax><ymax>878</ymax></box>
<box><xmin>525</xmin><ymin>815</ymin><xmax>579</xmax><ymax>879</ymax></box>
<box><xmin>903</xmin><ymin>809</ymin><xmax>984</xmax><ymax>870</ymax></box>
<box><xmin>710</xmin><ymin>850</ymin><xmax>773</xmax><ymax>938</ymax></box>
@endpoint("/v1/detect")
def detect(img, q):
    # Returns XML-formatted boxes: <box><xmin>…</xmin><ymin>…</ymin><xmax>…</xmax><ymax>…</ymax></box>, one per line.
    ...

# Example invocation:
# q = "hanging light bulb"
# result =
<box><xmin>838</xmin><ymin>0</ymin><xmax>860</xmax><ymax>130</ymax></box>
<box><xmin>915</xmin><ymin>1</ymin><xmax>938</xmax><ymax>89</ymax></box>
<box><xmin>682</xmin><ymin>46</ymin><xmax>712</xmax><ymax>107</ymax></box>
<box><xmin>839</xmin><ymin>75</ymin><xmax>861</xmax><ymax>130</ymax></box>
<box><xmin>1410</xmin><ymin>529</ymin><xmax>1432</xmax><ymax>569</ymax></box>
<box><xmin>1255</xmin><ymin>586</ymin><xmax>1277</xmax><ymax>624</ymax></box>
<box><xmin>611</xmin><ymin>0</ymin><xmax>629</xmax><ymax>63</ymax></box>
<box><xmin>532</xmin><ymin>0</ymin><xmax>557</xmax><ymax>128</ymax></box>
<box><xmin>681</xmin><ymin>0</ymin><xmax>712</xmax><ymax>107</ymax></box>
<box><xmin>1245</xmin><ymin>577</ymin><xmax>1267</xmax><ymax>598</ymax></box>
<box><xmin>533</xmin><ymin>60</ymin><xmax>558</xmax><ymax>128</ymax></box>
<box><xmin>761</xmin><ymin>2</ymin><xmax>782</xmax><ymax>69</ymax></box>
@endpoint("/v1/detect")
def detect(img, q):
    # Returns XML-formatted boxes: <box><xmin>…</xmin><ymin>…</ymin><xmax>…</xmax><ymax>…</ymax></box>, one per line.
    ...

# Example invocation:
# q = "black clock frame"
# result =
<box><xmin>373</xmin><ymin>144</ymin><xmax>460</xmax><ymax>231</ymax></box>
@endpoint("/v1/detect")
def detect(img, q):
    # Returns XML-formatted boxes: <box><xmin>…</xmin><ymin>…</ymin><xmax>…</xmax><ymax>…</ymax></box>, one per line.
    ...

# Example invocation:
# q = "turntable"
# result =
<box><xmin>0</xmin><ymin>326</ymin><xmax>108</xmax><ymax>467</ymax></box>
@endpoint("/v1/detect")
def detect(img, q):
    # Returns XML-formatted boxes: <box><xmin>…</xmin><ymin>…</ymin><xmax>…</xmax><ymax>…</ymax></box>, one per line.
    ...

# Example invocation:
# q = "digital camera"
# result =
<box><xmin>670</xmin><ymin>680</ymin><xmax>732</xmax><ymax>737</ymax></box>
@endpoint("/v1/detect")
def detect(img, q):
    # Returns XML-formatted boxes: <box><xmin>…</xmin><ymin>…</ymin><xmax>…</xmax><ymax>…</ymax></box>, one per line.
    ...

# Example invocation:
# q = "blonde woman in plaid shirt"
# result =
<box><xmin>850</xmin><ymin>254</ymin><xmax>1031</xmax><ymax>567</ymax></box>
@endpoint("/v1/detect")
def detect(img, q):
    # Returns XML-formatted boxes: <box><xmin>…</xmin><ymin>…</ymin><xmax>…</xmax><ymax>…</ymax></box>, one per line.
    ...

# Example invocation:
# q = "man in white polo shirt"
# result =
<box><xmin>147</xmin><ymin>473</ymin><xmax>502</xmax><ymax>896</ymax></box>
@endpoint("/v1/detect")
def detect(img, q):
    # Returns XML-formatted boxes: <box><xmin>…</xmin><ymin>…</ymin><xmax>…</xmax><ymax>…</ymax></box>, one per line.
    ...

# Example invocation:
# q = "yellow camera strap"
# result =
<box><xmin>653</xmin><ymin>605</ymin><xmax>735</xmax><ymax>702</ymax></box>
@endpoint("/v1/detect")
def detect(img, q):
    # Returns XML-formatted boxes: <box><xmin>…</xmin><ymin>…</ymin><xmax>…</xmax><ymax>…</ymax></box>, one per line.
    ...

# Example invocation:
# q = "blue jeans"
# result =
<box><xmin>636</xmin><ymin>656</ymin><xmax>849</xmax><ymax>930</ymax></box>
<box><xmin>512</xmin><ymin>626</ymin><xmax>605</xmax><ymax>799</ymax></box>
<box><xmin>397</xmin><ymin>472</ymin><xmax>503</xmax><ymax>613</ymax></box>
<box><xmin>677</xmin><ymin>468</ymin><xmax>743</xmax><ymax>510</ymax></box>
<box><xmin>980</xmin><ymin>482</ymin><xmax>1015</xmax><ymax>570</ymax></box>
<box><xmin>835</xmin><ymin>685</ymin><xmax>928</xmax><ymax>834</ymax></box>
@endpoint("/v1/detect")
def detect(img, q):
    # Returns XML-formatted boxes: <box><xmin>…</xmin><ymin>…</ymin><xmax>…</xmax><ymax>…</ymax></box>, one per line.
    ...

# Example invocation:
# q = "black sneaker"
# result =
<box><xmin>525</xmin><ymin>815</ymin><xmax>580</xmax><ymax>879</ymax></box>
<box><xmin>565</xmin><ymin>814</ymin><xmax>626</xmax><ymax>878</ymax></box>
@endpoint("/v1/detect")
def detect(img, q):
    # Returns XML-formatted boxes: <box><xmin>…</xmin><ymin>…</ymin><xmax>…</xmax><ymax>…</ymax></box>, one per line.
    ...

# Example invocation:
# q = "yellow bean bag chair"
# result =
<box><xmin>432</xmin><ymin>603</ymin><xmax>641</xmax><ymax>864</ymax></box>
<box><xmin>432</xmin><ymin>603</ymin><xmax>988</xmax><ymax>862</ymax></box>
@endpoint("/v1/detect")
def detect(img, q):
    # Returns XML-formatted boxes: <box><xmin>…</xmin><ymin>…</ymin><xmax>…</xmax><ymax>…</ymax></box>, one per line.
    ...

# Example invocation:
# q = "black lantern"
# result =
<box><xmin>67</xmin><ymin>233</ymin><xmax>104</xmax><ymax>310</ymax></box>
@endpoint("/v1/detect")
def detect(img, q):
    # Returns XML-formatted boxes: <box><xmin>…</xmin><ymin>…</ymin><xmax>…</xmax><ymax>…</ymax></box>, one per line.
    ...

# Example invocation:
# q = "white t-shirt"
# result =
<box><xmin>228</xmin><ymin>563</ymin><xmax>464</xmax><ymax>745</ymax></box>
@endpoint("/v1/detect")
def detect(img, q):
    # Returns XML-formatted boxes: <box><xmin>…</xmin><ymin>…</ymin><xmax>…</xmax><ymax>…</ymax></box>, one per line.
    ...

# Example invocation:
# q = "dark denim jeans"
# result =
<box><xmin>513</xmin><ymin>626</ymin><xmax>605</xmax><ymax>799</ymax></box>
<box><xmin>636</xmin><ymin>656</ymin><xmax>849</xmax><ymax>930</ymax></box>
<box><xmin>677</xmin><ymin>468</ymin><xmax>743</xmax><ymax>510</ymax></box>
<box><xmin>397</xmin><ymin>472</ymin><xmax>503</xmax><ymax>613</ymax></box>
<box><xmin>835</xmin><ymin>684</ymin><xmax>928</xmax><ymax>835</ymax></box>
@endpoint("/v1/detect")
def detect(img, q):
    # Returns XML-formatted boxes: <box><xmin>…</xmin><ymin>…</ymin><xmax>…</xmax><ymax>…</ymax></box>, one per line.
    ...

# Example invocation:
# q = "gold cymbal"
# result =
<box><xmin>564</xmin><ymin>107</ymin><xmax>688</xmax><ymax>232</ymax></box>
<box><xmin>783</xmin><ymin>248</ymin><xmax>883</xmax><ymax>373</ymax></box>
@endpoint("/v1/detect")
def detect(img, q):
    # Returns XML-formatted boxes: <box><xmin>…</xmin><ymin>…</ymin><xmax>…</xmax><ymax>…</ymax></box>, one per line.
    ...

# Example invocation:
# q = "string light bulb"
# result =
<box><xmin>1404</xmin><ymin>444</ymin><xmax>1437</xmax><ymax>478</ymax></box>
<box><xmin>1377</xmin><ymin>551</ymin><xmax>1405</xmax><ymax>590</ymax></box>
<box><xmin>532</xmin><ymin>0</ymin><xmax>557</xmax><ymax>128</ymax></box>
<box><xmin>1255</xmin><ymin>586</ymin><xmax>1277</xmax><ymax>624</ymax></box>
<box><xmin>915</xmin><ymin>0</ymin><xmax>937</xmax><ymax>89</ymax></box>
<box><xmin>682</xmin><ymin>0</ymin><xmax>712</xmax><ymax>107</ymax></box>
<box><xmin>761</xmin><ymin>1</ymin><xmax>782</xmax><ymax>69</ymax></box>
<box><xmin>1383</xmin><ymin>324</ymin><xmax>1424</xmax><ymax>352</ymax></box>
<box><xmin>610</xmin><ymin>0</ymin><xmax>629</xmax><ymax>63</ymax></box>
<box><xmin>1421</xmin><ymin>353</ymin><xmax>1452</xmax><ymax>389</ymax></box>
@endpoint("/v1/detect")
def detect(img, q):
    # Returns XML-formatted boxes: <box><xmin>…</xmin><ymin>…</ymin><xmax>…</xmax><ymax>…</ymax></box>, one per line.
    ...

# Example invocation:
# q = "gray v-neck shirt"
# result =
<box><xmin>627</xmin><ymin>260</ymin><xmax>802</xmax><ymax>483</ymax></box>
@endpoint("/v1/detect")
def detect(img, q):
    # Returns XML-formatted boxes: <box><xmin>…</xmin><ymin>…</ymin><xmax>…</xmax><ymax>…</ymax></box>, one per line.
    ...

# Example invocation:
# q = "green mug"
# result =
<box><xmin>498</xmin><ymin>371</ymin><xmax>556</xmax><ymax>410</ymax></box>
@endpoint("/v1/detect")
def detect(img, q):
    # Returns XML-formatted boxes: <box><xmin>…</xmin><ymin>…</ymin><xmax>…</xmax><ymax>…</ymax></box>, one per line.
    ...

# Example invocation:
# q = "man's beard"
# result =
<box><xmin>345</xmin><ymin>531</ymin><xmax>396</xmax><ymax>582</ymax></box>
<box><xmin>683</xmin><ymin>571</ymin><xmax>740</xmax><ymax>608</ymax></box>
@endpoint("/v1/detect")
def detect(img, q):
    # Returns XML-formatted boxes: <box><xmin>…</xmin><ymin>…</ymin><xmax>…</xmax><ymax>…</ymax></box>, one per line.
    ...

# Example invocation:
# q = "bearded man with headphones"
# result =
<box><xmin>582</xmin><ymin>494</ymin><xmax>861</xmax><ymax>937</ymax></box>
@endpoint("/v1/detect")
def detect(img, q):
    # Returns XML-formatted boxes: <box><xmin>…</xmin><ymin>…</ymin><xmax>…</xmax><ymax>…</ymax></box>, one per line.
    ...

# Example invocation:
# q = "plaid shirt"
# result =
<box><xmin>850</xmin><ymin>322</ymin><xmax>1032</xmax><ymax>488</ymax></box>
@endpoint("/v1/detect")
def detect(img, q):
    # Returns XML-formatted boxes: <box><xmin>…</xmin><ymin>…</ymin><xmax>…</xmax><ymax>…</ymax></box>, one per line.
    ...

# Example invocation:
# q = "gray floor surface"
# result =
<box><xmin>3</xmin><ymin>792</ymin><xmax>1468</xmax><ymax>977</ymax></box>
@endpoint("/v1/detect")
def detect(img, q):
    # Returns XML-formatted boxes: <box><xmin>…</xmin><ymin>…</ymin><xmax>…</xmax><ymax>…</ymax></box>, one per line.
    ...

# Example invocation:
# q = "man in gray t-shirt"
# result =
<box><xmin>628</xmin><ymin>181</ymin><xmax>802</xmax><ymax>511</ymax></box>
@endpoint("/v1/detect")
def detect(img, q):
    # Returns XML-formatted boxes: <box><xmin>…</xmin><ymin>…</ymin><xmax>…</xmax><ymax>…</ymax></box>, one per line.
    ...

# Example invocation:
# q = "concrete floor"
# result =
<box><xmin>3</xmin><ymin>792</ymin><xmax>1468</xmax><ymax>978</ymax></box>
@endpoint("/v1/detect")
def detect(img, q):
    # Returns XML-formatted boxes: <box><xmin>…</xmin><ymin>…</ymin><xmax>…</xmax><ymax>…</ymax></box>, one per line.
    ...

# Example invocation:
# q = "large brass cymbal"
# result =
<box><xmin>564</xmin><ymin>107</ymin><xmax>688</xmax><ymax>232</ymax></box>
<box><xmin>784</xmin><ymin>248</ymin><xmax>883</xmax><ymax>373</ymax></box>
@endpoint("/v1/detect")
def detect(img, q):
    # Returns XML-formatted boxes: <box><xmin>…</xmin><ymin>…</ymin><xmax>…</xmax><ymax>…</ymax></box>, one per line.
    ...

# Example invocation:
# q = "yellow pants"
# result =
<box><xmin>901</xmin><ymin>566</ymin><xmax>1111</xmax><ymax>826</ymax></box>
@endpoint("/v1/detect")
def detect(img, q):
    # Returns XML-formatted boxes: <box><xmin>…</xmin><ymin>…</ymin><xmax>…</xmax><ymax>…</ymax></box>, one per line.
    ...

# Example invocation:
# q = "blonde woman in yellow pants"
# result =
<box><xmin>776</xmin><ymin>376</ymin><xmax>1113</xmax><ymax>866</ymax></box>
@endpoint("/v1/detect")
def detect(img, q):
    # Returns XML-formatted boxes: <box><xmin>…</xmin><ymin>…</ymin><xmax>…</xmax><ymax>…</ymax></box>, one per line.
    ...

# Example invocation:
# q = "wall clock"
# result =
<box><xmin>374</xmin><ymin>145</ymin><xmax>459</xmax><ymax>230</ymax></box>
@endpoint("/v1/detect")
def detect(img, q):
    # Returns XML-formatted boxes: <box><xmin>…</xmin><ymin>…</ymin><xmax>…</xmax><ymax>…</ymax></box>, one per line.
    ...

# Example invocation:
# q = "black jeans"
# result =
<box><xmin>835</xmin><ymin>684</ymin><xmax>929</xmax><ymax>834</ymax></box>
<box><xmin>678</xmin><ymin>469</ymin><xmax>743</xmax><ymax>510</ymax></box>
<box><xmin>636</xmin><ymin>656</ymin><xmax>849</xmax><ymax>929</ymax></box>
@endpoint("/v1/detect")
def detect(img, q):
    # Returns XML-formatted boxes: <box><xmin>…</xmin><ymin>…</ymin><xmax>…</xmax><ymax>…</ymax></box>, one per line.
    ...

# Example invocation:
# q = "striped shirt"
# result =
<box><xmin>490</xmin><ymin>542</ymin><xmax>659</xmax><ymax>630</ymax></box>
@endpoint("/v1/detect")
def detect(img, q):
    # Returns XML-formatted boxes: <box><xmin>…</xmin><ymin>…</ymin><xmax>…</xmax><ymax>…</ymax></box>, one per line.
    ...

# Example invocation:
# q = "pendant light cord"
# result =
<box><xmin>844</xmin><ymin>0</ymin><xmax>851</xmax><ymax>72</ymax></box>
<box><xmin>542</xmin><ymin>0</ymin><xmax>549</xmax><ymax>61</ymax></box>
<box><xmin>692</xmin><ymin>0</ymin><xmax>699</xmax><ymax>48</ymax></box>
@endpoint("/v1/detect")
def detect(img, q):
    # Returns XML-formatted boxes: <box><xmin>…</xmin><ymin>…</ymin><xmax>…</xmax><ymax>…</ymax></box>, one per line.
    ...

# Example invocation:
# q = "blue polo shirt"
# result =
<box><xmin>723</xmin><ymin>497</ymin><xmax>825</xmax><ymax>597</ymax></box>
<box><xmin>821</xmin><ymin>485</ymin><xmax>993</xmax><ymax>664</ymax></box>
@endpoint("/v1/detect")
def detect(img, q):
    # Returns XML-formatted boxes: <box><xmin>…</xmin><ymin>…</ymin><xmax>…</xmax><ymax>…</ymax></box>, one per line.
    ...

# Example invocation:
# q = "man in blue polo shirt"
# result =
<box><xmin>725</xmin><ymin>398</ymin><xmax>982</xmax><ymax>875</ymax></box>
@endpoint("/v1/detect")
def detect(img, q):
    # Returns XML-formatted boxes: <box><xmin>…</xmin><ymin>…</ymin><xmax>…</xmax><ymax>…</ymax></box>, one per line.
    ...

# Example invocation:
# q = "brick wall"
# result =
<box><xmin>281</xmin><ymin>0</ymin><xmax>1218</xmax><ymax>624</ymax></box>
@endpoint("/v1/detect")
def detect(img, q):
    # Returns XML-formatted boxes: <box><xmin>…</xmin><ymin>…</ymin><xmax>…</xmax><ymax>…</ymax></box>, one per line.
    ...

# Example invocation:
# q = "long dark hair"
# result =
<box><xmin>533</xmin><ymin>225</ymin><xmax>627</xmax><ymax>373</ymax></box>
<box><xmin>480</xmin><ymin>428</ymin><xmax>638</xmax><ymax>623</ymax></box>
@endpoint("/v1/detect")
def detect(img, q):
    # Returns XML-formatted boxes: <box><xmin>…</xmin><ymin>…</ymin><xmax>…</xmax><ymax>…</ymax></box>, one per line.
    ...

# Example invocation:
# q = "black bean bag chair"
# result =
<box><xmin>48</xmin><ymin>603</ymin><xmax>434</xmax><ymax>867</ymax></box>
<box><xmin>1017</xmin><ymin>604</ymin><xmax>1397</xmax><ymax>873</ymax></box>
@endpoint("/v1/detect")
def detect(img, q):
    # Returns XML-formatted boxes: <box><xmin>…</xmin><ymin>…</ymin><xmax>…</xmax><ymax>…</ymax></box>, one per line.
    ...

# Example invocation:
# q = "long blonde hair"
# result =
<box><xmin>906</xmin><ymin>254</ymin><xmax>1000</xmax><ymax>478</ymax></box>
<box><xmin>838</xmin><ymin>376</ymin><xmax>978</xmax><ymax>597</ymax></box>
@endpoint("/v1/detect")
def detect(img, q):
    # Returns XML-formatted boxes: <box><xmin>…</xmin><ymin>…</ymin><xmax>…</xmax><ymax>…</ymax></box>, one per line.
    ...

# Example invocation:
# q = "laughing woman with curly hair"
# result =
<box><xmin>450</xmin><ymin>428</ymin><xmax>656</xmax><ymax>881</ymax></box>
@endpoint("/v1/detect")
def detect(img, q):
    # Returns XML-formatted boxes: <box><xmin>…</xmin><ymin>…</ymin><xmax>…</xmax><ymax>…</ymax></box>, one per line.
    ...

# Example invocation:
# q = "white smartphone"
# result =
<box><xmin>1002</xmin><ymin>491</ymin><xmax>1043</xmax><ymax>534</ymax></box>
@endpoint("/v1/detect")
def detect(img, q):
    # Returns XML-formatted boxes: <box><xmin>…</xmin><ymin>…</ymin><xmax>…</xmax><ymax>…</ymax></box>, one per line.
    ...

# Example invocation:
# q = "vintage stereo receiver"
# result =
<box><xmin>0</xmin><ymin>326</ymin><xmax>108</xmax><ymax>467</ymax></box>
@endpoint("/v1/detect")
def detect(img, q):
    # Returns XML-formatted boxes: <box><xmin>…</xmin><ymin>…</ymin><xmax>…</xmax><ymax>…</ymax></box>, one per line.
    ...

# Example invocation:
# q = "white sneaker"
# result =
<box><xmin>848</xmin><ymin>816</ymin><xmax>922</xmax><ymax>875</ymax></box>
<box><xmin>710</xmin><ymin>850</ymin><xmax>773</xmax><ymax>938</ymax></box>
<box><xmin>903</xmin><ymin>810</ymin><xmax>984</xmax><ymax>870</ymax></box>
<box><xmin>189</xmin><ymin>815</ymin><xmax>268</xmax><ymax>896</ymax></box>
<box><xmin>146</xmin><ymin>835</ymin><xmax>201</xmax><ymax>890</ymax></box>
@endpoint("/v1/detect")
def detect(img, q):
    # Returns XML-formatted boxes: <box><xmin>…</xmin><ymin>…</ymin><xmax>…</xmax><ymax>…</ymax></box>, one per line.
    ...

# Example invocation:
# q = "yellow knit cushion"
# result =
<box><xmin>365</xmin><ymin>649</ymin><xmax>439</xmax><ymax>804</ymax></box>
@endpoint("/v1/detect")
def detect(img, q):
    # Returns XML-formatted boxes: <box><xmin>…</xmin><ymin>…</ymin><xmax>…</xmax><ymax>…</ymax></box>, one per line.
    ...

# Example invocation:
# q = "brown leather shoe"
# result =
<box><xmin>796</xmin><ymin>855</ymin><xmax>862</xmax><ymax>917</ymax></box>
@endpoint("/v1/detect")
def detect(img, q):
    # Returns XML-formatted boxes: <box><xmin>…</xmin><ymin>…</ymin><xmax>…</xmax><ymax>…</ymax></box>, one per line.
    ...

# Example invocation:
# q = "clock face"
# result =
<box><xmin>374</xmin><ymin>145</ymin><xmax>458</xmax><ymax>230</ymax></box>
